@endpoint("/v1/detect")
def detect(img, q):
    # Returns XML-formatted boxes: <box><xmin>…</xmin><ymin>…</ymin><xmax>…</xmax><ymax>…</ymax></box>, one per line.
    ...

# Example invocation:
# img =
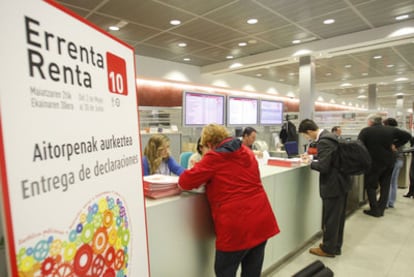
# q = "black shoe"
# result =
<box><xmin>363</xmin><ymin>209</ymin><xmax>383</xmax><ymax>217</ymax></box>
<box><xmin>403</xmin><ymin>193</ymin><xmax>414</xmax><ymax>198</ymax></box>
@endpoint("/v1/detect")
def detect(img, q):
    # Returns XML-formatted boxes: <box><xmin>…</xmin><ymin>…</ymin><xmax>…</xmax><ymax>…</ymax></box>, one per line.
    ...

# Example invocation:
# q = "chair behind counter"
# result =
<box><xmin>179</xmin><ymin>151</ymin><xmax>193</xmax><ymax>168</ymax></box>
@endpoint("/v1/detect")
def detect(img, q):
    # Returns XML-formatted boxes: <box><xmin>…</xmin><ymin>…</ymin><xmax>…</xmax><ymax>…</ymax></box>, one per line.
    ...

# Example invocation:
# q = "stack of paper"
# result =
<box><xmin>267</xmin><ymin>157</ymin><xmax>301</xmax><ymax>167</ymax></box>
<box><xmin>143</xmin><ymin>174</ymin><xmax>181</xmax><ymax>199</ymax></box>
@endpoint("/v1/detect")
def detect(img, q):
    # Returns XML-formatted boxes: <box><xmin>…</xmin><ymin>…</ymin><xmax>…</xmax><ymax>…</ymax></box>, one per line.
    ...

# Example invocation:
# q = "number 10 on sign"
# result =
<box><xmin>106</xmin><ymin>52</ymin><xmax>128</xmax><ymax>96</ymax></box>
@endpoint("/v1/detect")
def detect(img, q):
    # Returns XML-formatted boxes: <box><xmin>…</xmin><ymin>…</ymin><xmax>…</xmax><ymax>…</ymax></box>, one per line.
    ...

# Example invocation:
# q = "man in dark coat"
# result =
<box><xmin>299</xmin><ymin>119</ymin><xmax>351</xmax><ymax>258</ymax></box>
<box><xmin>358</xmin><ymin>114</ymin><xmax>411</xmax><ymax>217</ymax></box>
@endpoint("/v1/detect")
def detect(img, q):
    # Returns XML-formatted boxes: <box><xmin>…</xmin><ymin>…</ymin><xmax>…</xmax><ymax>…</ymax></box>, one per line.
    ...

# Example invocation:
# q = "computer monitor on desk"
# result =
<box><xmin>284</xmin><ymin>141</ymin><xmax>299</xmax><ymax>158</ymax></box>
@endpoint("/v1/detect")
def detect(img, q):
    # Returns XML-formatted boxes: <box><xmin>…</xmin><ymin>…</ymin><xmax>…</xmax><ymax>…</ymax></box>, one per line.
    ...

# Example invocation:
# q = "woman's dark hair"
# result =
<box><xmin>196</xmin><ymin>137</ymin><xmax>203</xmax><ymax>155</ymax></box>
<box><xmin>242</xmin><ymin>127</ymin><xmax>257</xmax><ymax>137</ymax></box>
<box><xmin>383</xmin><ymin>118</ymin><xmax>398</xmax><ymax>127</ymax></box>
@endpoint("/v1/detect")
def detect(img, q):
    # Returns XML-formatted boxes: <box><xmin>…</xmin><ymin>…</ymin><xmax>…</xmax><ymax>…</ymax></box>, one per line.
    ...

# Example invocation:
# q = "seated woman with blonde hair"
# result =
<box><xmin>142</xmin><ymin>134</ymin><xmax>184</xmax><ymax>176</ymax></box>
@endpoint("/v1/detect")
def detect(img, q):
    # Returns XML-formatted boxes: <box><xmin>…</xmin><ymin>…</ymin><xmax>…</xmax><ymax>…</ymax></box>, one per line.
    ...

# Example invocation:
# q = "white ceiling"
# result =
<box><xmin>57</xmin><ymin>0</ymin><xmax>414</xmax><ymax>110</ymax></box>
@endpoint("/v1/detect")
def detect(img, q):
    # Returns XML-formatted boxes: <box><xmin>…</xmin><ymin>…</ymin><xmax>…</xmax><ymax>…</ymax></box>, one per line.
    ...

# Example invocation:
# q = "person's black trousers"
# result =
<box><xmin>406</xmin><ymin>156</ymin><xmax>414</xmax><ymax>195</ymax></box>
<box><xmin>214</xmin><ymin>240</ymin><xmax>267</xmax><ymax>277</ymax></box>
<box><xmin>364</xmin><ymin>164</ymin><xmax>393</xmax><ymax>214</ymax></box>
<box><xmin>321</xmin><ymin>193</ymin><xmax>347</xmax><ymax>254</ymax></box>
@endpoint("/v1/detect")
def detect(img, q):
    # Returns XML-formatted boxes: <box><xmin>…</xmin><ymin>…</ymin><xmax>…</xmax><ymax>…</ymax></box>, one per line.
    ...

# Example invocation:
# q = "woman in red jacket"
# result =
<box><xmin>179</xmin><ymin>124</ymin><xmax>280</xmax><ymax>277</ymax></box>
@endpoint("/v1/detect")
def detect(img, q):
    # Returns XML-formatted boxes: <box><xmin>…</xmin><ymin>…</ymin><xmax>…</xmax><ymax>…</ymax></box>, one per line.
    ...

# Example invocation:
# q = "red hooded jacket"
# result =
<box><xmin>179</xmin><ymin>138</ymin><xmax>280</xmax><ymax>251</ymax></box>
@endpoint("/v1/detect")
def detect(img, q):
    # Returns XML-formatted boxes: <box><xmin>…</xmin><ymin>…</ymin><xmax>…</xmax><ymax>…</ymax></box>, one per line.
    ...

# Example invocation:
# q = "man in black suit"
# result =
<box><xmin>299</xmin><ymin>119</ymin><xmax>351</xmax><ymax>258</ymax></box>
<box><xmin>358</xmin><ymin>114</ymin><xmax>411</xmax><ymax>217</ymax></box>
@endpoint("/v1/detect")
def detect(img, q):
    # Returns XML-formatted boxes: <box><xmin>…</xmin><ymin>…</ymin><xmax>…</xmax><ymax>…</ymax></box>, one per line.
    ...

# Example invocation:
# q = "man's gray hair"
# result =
<box><xmin>367</xmin><ymin>113</ymin><xmax>383</xmax><ymax>125</ymax></box>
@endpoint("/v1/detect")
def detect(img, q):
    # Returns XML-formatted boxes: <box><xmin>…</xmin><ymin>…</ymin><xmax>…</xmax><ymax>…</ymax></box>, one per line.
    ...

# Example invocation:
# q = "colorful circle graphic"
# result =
<box><xmin>16</xmin><ymin>194</ymin><xmax>131</xmax><ymax>276</ymax></box>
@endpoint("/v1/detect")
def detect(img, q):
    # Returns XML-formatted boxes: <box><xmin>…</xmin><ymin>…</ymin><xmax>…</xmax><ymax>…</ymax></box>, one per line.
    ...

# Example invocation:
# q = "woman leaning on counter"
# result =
<box><xmin>178</xmin><ymin>124</ymin><xmax>280</xmax><ymax>277</ymax></box>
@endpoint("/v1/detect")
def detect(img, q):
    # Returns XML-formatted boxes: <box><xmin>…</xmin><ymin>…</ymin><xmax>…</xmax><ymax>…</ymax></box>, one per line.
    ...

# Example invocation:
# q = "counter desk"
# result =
<box><xmin>145</xmin><ymin>164</ymin><xmax>321</xmax><ymax>277</ymax></box>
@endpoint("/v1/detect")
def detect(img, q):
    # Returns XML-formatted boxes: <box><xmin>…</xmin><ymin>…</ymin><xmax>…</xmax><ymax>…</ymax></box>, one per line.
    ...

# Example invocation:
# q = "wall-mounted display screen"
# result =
<box><xmin>259</xmin><ymin>100</ymin><xmax>284</xmax><ymax>125</ymax></box>
<box><xmin>227</xmin><ymin>96</ymin><xmax>259</xmax><ymax>126</ymax></box>
<box><xmin>342</xmin><ymin>113</ymin><xmax>356</xmax><ymax>120</ymax></box>
<box><xmin>183</xmin><ymin>91</ymin><xmax>225</xmax><ymax>126</ymax></box>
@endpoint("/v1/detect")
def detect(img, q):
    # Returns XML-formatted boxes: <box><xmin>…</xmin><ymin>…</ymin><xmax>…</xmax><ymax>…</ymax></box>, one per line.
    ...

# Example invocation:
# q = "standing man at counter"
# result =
<box><xmin>358</xmin><ymin>114</ymin><xmax>411</xmax><ymax>217</ymax></box>
<box><xmin>241</xmin><ymin>126</ymin><xmax>263</xmax><ymax>158</ymax></box>
<box><xmin>179</xmin><ymin>124</ymin><xmax>279</xmax><ymax>277</ymax></box>
<box><xmin>299</xmin><ymin>119</ymin><xmax>351</xmax><ymax>258</ymax></box>
<box><xmin>331</xmin><ymin>126</ymin><xmax>343</xmax><ymax>140</ymax></box>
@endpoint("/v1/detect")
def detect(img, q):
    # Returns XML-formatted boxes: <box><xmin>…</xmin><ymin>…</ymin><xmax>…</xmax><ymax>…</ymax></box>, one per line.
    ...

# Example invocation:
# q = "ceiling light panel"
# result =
<box><xmin>323</xmin><ymin>19</ymin><xmax>335</xmax><ymax>24</ymax></box>
<box><xmin>97</xmin><ymin>0</ymin><xmax>193</xmax><ymax>30</ymax></box>
<box><xmin>203</xmin><ymin>0</ymin><xmax>288</xmax><ymax>34</ymax></box>
<box><xmin>142</xmin><ymin>32</ymin><xmax>210</xmax><ymax>54</ymax></box>
<box><xmin>256</xmin><ymin>0</ymin><xmax>348</xmax><ymax>22</ymax></box>
<box><xmin>255</xmin><ymin>24</ymin><xmax>312</xmax><ymax>48</ymax></box>
<box><xmin>57</xmin><ymin>0</ymin><xmax>414</xmax><ymax>109</ymax></box>
<box><xmin>297</xmin><ymin>9</ymin><xmax>369</xmax><ymax>39</ymax></box>
<box><xmin>356</xmin><ymin>0</ymin><xmax>413</xmax><ymax>27</ymax></box>
<box><xmin>87</xmin><ymin>14</ymin><xmax>159</xmax><ymax>42</ymax></box>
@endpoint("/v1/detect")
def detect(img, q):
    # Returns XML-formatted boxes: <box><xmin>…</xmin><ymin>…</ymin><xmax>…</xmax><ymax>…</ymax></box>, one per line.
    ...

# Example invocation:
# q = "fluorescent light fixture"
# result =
<box><xmin>344</xmin><ymin>64</ymin><xmax>352</xmax><ymax>68</ymax></box>
<box><xmin>183</xmin><ymin>58</ymin><xmax>191</xmax><ymax>61</ymax></box>
<box><xmin>389</xmin><ymin>27</ymin><xmax>414</xmax><ymax>37</ymax></box>
<box><xmin>242</xmin><ymin>84</ymin><xmax>256</xmax><ymax>91</ymax></box>
<box><xmin>323</xmin><ymin>19</ymin><xmax>335</xmax><ymax>24</ymax></box>
<box><xmin>286</xmin><ymin>92</ymin><xmax>296</xmax><ymax>98</ymax></box>
<box><xmin>387</xmin><ymin>64</ymin><xmax>395</xmax><ymax>68</ymax></box>
<box><xmin>317</xmin><ymin>96</ymin><xmax>324</xmax><ymax>102</ymax></box>
<box><xmin>292</xmin><ymin>39</ymin><xmax>301</xmax><ymax>44</ymax></box>
<box><xmin>266</xmin><ymin>88</ymin><xmax>278</xmax><ymax>95</ymax></box>
<box><xmin>109</xmin><ymin>20</ymin><xmax>128</xmax><ymax>31</ymax></box>
<box><xmin>170</xmin><ymin>19</ymin><xmax>181</xmax><ymax>25</ymax></box>
<box><xmin>238</xmin><ymin>42</ymin><xmax>247</xmax><ymax>47</ymax></box>
<box><xmin>292</xmin><ymin>49</ymin><xmax>312</xmax><ymax>56</ymax></box>
<box><xmin>373</xmin><ymin>55</ymin><xmax>382</xmax><ymax>59</ymax></box>
<box><xmin>340</xmin><ymin>83</ymin><xmax>352</xmax><ymax>87</ymax></box>
<box><xmin>395</xmin><ymin>77</ymin><xmax>409</xmax><ymax>82</ymax></box>
<box><xmin>108</xmin><ymin>26</ymin><xmax>120</xmax><ymax>31</ymax></box>
<box><xmin>178</xmin><ymin>42</ymin><xmax>187</xmax><ymax>47</ymax></box>
<box><xmin>395</xmin><ymin>14</ymin><xmax>409</xmax><ymax>21</ymax></box>
<box><xmin>229</xmin><ymin>63</ymin><xmax>243</xmax><ymax>69</ymax></box>
<box><xmin>226</xmin><ymin>55</ymin><xmax>234</xmax><ymax>59</ymax></box>
<box><xmin>357</xmin><ymin>95</ymin><xmax>367</xmax><ymax>99</ymax></box>
<box><xmin>247</xmin><ymin>18</ymin><xmax>258</xmax><ymax>24</ymax></box>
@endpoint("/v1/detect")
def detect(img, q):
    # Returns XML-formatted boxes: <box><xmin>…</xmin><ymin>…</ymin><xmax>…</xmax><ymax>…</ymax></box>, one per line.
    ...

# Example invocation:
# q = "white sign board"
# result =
<box><xmin>0</xmin><ymin>1</ymin><xmax>149</xmax><ymax>276</ymax></box>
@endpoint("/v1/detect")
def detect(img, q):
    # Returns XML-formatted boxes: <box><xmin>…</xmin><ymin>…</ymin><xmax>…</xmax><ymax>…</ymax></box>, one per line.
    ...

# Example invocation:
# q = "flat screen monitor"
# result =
<box><xmin>227</xmin><ymin>96</ymin><xmax>258</xmax><ymax>126</ymax></box>
<box><xmin>259</xmin><ymin>99</ymin><xmax>284</xmax><ymax>125</ymax></box>
<box><xmin>183</xmin><ymin>91</ymin><xmax>225</xmax><ymax>126</ymax></box>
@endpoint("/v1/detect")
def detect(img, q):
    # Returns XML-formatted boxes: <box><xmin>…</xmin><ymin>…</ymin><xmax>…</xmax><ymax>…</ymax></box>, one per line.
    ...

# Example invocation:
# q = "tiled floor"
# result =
<box><xmin>269</xmin><ymin>188</ymin><xmax>414</xmax><ymax>277</ymax></box>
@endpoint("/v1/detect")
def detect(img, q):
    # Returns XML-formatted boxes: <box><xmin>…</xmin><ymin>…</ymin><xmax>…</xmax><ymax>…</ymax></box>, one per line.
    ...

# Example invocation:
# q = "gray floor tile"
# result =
<box><xmin>269</xmin><ymin>189</ymin><xmax>414</xmax><ymax>277</ymax></box>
